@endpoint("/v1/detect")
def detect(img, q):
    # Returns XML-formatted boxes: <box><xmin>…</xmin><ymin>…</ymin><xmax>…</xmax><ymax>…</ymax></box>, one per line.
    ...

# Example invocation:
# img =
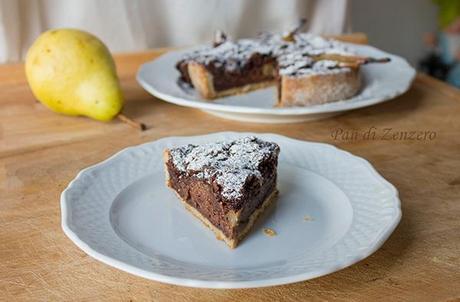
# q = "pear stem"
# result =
<box><xmin>117</xmin><ymin>113</ymin><xmax>147</xmax><ymax>131</ymax></box>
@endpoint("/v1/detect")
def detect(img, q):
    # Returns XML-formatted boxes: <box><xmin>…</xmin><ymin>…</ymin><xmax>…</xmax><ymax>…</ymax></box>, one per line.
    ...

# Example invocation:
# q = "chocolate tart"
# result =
<box><xmin>163</xmin><ymin>136</ymin><xmax>280</xmax><ymax>248</ymax></box>
<box><xmin>176</xmin><ymin>32</ymin><xmax>387</xmax><ymax>107</ymax></box>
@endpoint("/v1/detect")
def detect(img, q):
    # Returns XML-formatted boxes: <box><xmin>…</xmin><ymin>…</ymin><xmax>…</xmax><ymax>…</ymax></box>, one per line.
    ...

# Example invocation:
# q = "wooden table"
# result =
<box><xmin>1</xmin><ymin>35</ymin><xmax>460</xmax><ymax>301</ymax></box>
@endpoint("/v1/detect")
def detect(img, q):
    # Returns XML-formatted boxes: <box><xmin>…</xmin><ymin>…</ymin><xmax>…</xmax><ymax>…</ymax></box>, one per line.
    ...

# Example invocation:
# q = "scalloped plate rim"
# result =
<box><xmin>61</xmin><ymin>132</ymin><xmax>401</xmax><ymax>288</ymax></box>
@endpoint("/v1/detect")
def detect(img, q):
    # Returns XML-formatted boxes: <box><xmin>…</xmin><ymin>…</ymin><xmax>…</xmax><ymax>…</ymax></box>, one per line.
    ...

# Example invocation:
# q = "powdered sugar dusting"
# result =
<box><xmin>180</xmin><ymin>39</ymin><xmax>273</xmax><ymax>70</ymax></box>
<box><xmin>179</xmin><ymin>32</ymin><xmax>354</xmax><ymax>77</ymax></box>
<box><xmin>169</xmin><ymin>136</ymin><xmax>279</xmax><ymax>200</ymax></box>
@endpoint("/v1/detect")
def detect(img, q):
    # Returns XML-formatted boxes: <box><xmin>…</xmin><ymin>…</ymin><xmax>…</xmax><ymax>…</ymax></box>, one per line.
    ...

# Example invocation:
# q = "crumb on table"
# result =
<box><xmin>263</xmin><ymin>228</ymin><xmax>277</xmax><ymax>237</ymax></box>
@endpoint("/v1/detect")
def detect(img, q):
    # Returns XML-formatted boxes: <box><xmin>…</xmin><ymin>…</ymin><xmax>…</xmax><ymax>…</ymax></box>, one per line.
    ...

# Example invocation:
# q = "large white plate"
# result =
<box><xmin>137</xmin><ymin>45</ymin><xmax>415</xmax><ymax>123</ymax></box>
<box><xmin>61</xmin><ymin>132</ymin><xmax>401</xmax><ymax>288</ymax></box>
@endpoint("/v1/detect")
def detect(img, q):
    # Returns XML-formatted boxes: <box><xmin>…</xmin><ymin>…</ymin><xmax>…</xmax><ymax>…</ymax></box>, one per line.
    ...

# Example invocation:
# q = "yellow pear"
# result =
<box><xmin>25</xmin><ymin>29</ymin><xmax>123</xmax><ymax>122</ymax></box>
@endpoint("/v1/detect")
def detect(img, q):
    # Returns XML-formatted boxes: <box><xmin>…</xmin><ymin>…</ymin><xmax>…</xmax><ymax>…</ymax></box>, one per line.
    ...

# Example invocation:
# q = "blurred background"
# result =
<box><xmin>2</xmin><ymin>0</ymin><xmax>459</xmax><ymax>87</ymax></box>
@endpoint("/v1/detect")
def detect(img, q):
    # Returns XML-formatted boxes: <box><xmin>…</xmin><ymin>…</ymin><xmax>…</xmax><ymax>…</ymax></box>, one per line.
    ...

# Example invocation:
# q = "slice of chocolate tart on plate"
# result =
<box><xmin>163</xmin><ymin>136</ymin><xmax>280</xmax><ymax>248</ymax></box>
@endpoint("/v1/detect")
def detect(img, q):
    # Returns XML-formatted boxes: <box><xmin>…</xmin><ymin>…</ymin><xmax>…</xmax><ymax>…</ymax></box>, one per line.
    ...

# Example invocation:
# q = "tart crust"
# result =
<box><xmin>278</xmin><ymin>68</ymin><xmax>361</xmax><ymax>107</ymax></box>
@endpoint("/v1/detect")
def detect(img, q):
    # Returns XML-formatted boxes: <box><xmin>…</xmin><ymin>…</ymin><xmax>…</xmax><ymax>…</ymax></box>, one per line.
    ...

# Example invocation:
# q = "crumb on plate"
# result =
<box><xmin>304</xmin><ymin>215</ymin><xmax>314</xmax><ymax>221</ymax></box>
<box><xmin>263</xmin><ymin>228</ymin><xmax>277</xmax><ymax>237</ymax></box>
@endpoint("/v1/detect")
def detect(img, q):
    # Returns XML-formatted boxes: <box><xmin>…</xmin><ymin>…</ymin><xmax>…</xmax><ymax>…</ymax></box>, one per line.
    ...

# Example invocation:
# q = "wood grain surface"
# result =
<box><xmin>1</xmin><ymin>34</ymin><xmax>460</xmax><ymax>301</ymax></box>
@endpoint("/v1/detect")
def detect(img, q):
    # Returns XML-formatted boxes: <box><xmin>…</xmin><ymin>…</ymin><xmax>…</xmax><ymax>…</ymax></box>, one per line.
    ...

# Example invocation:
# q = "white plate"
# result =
<box><xmin>61</xmin><ymin>132</ymin><xmax>401</xmax><ymax>288</ymax></box>
<box><xmin>137</xmin><ymin>44</ymin><xmax>415</xmax><ymax>123</ymax></box>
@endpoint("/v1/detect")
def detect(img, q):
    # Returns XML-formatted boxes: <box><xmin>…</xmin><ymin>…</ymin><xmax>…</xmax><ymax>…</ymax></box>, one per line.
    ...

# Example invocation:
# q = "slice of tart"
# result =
<box><xmin>176</xmin><ymin>39</ymin><xmax>278</xmax><ymax>99</ymax></box>
<box><xmin>163</xmin><ymin>136</ymin><xmax>280</xmax><ymax>248</ymax></box>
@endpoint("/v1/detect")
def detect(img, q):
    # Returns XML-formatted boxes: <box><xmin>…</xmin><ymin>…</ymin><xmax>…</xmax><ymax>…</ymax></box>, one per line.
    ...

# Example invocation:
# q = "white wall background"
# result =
<box><xmin>351</xmin><ymin>0</ymin><xmax>438</xmax><ymax>66</ymax></box>
<box><xmin>0</xmin><ymin>0</ymin><xmax>440</xmax><ymax>65</ymax></box>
